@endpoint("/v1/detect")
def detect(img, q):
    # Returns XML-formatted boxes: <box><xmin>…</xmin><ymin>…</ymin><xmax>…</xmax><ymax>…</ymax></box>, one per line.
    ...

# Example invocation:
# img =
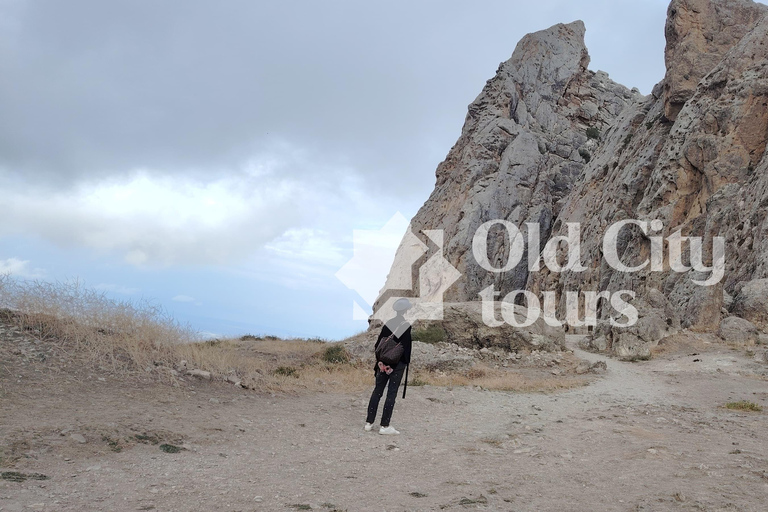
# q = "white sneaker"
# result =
<box><xmin>364</xmin><ymin>422</ymin><xmax>373</xmax><ymax>432</ymax></box>
<box><xmin>379</xmin><ymin>426</ymin><xmax>400</xmax><ymax>435</ymax></box>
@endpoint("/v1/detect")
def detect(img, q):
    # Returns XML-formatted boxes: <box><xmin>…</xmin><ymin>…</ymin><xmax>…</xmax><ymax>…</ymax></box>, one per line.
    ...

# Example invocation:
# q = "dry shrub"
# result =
<box><xmin>0</xmin><ymin>275</ymin><xmax>195</xmax><ymax>372</ymax></box>
<box><xmin>321</xmin><ymin>343</ymin><xmax>350</xmax><ymax>363</ymax></box>
<box><xmin>724</xmin><ymin>400</ymin><xmax>763</xmax><ymax>412</ymax></box>
<box><xmin>466</xmin><ymin>366</ymin><xmax>487</xmax><ymax>379</ymax></box>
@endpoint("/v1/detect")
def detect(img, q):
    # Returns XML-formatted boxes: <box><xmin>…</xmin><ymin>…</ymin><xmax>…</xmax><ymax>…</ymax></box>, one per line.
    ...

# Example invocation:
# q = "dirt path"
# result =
<box><xmin>564</xmin><ymin>335</ymin><xmax>671</xmax><ymax>405</ymax></box>
<box><xmin>2</xmin><ymin>333</ymin><xmax>768</xmax><ymax>511</ymax></box>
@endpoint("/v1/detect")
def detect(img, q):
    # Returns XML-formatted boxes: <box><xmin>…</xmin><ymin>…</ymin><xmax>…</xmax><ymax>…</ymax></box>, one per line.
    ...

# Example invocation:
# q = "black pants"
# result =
<box><xmin>365</xmin><ymin>363</ymin><xmax>405</xmax><ymax>427</ymax></box>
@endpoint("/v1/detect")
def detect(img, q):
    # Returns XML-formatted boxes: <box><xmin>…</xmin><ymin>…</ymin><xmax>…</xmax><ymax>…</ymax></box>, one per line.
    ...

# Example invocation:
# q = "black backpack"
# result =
<box><xmin>375</xmin><ymin>330</ymin><xmax>404</xmax><ymax>367</ymax></box>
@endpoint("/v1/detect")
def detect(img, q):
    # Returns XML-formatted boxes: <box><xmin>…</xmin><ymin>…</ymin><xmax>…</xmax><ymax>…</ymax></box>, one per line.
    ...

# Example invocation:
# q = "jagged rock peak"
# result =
<box><xmin>374</xmin><ymin>1</ymin><xmax>768</xmax><ymax>359</ymax></box>
<box><xmin>503</xmin><ymin>20</ymin><xmax>590</xmax><ymax>93</ymax></box>
<box><xmin>662</xmin><ymin>0</ymin><xmax>768</xmax><ymax>121</ymax></box>
<box><xmin>373</xmin><ymin>20</ymin><xmax>641</xmax><ymax>319</ymax></box>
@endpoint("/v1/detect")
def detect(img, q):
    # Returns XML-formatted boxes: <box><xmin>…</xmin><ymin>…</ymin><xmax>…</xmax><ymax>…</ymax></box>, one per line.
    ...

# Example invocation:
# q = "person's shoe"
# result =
<box><xmin>364</xmin><ymin>422</ymin><xmax>373</xmax><ymax>432</ymax></box>
<box><xmin>379</xmin><ymin>426</ymin><xmax>400</xmax><ymax>435</ymax></box>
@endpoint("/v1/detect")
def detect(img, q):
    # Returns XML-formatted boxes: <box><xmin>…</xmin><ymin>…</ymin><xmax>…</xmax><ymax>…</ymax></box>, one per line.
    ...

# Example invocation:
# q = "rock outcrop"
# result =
<box><xmin>377</xmin><ymin>20</ymin><xmax>641</xmax><ymax>306</ymax></box>
<box><xmin>719</xmin><ymin>315</ymin><xmax>760</xmax><ymax>344</ymax></box>
<box><xmin>531</xmin><ymin>0</ymin><xmax>768</xmax><ymax>355</ymax></box>
<box><xmin>414</xmin><ymin>302</ymin><xmax>565</xmax><ymax>352</ymax></box>
<box><xmin>375</xmin><ymin>0</ymin><xmax>768</xmax><ymax>357</ymax></box>
<box><xmin>732</xmin><ymin>279</ymin><xmax>768</xmax><ymax>330</ymax></box>
<box><xmin>662</xmin><ymin>0</ymin><xmax>767</xmax><ymax>121</ymax></box>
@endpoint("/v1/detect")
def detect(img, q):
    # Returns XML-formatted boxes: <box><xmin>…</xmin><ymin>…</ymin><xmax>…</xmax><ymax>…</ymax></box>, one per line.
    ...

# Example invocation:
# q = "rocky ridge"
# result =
<box><xmin>378</xmin><ymin>20</ymin><xmax>641</xmax><ymax>305</ymax></box>
<box><xmin>376</xmin><ymin>0</ymin><xmax>768</xmax><ymax>358</ymax></box>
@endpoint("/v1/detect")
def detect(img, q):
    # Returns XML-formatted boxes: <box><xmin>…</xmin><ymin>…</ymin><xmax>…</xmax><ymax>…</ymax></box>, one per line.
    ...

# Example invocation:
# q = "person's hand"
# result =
<box><xmin>378</xmin><ymin>361</ymin><xmax>393</xmax><ymax>374</ymax></box>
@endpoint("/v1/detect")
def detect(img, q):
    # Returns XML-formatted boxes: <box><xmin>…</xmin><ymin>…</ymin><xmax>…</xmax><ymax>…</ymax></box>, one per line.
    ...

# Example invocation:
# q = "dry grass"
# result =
<box><xmin>0</xmin><ymin>276</ymin><xmax>374</xmax><ymax>393</ymax></box>
<box><xmin>0</xmin><ymin>275</ymin><xmax>192</xmax><ymax>372</ymax></box>
<box><xmin>0</xmin><ymin>276</ymin><xmax>587</xmax><ymax>395</ymax></box>
<box><xmin>175</xmin><ymin>338</ymin><xmax>372</xmax><ymax>393</ymax></box>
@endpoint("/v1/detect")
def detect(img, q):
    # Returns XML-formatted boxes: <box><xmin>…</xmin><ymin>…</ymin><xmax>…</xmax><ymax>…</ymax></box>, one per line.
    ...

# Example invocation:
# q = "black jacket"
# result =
<box><xmin>373</xmin><ymin>322</ymin><xmax>412</xmax><ymax>370</ymax></box>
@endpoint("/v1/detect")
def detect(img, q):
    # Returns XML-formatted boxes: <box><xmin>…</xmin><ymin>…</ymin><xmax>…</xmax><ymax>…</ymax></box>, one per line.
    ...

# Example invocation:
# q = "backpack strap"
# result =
<box><xmin>392</xmin><ymin>320</ymin><xmax>409</xmax><ymax>340</ymax></box>
<box><xmin>402</xmin><ymin>363</ymin><xmax>409</xmax><ymax>399</ymax></box>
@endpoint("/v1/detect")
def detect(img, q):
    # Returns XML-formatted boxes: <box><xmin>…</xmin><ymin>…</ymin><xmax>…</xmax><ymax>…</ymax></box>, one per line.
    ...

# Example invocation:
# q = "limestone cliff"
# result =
<box><xmin>378</xmin><ymin>21</ymin><xmax>640</xmax><ymax>305</ymax></box>
<box><xmin>376</xmin><ymin>0</ymin><xmax>768</xmax><ymax>357</ymax></box>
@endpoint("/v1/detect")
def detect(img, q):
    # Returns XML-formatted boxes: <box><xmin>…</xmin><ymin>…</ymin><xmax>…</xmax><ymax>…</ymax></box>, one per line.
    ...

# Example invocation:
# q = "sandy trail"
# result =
<box><xmin>564</xmin><ymin>334</ymin><xmax>670</xmax><ymax>405</ymax></box>
<box><xmin>2</xmin><ymin>333</ymin><xmax>768</xmax><ymax>512</ymax></box>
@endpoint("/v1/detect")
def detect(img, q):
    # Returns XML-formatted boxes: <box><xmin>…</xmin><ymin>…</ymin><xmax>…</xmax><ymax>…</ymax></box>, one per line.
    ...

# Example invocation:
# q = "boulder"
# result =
<box><xmin>718</xmin><ymin>316</ymin><xmax>760</xmax><ymax>344</ymax></box>
<box><xmin>580</xmin><ymin>335</ymin><xmax>608</xmax><ymax>352</ymax></box>
<box><xmin>575</xmin><ymin>360</ymin><xmax>607</xmax><ymax>374</ymax></box>
<box><xmin>589</xmin><ymin>360</ymin><xmax>607</xmax><ymax>373</ymax></box>
<box><xmin>613</xmin><ymin>332</ymin><xmax>653</xmax><ymax>360</ymax></box>
<box><xmin>732</xmin><ymin>279</ymin><xmax>768</xmax><ymax>331</ymax></box>
<box><xmin>70</xmin><ymin>433</ymin><xmax>87</xmax><ymax>444</ymax></box>
<box><xmin>589</xmin><ymin>291</ymin><xmax>679</xmax><ymax>357</ymax></box>
<box><xmin>413</xmin><ymin>301</ymin><xmax>565</xmax><ymax>352</ymax></box>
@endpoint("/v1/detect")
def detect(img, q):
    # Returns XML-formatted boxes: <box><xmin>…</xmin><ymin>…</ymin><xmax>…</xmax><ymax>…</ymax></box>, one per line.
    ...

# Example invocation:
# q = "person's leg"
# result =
<box><xmin>379</xmin><ymin>365</ymin><xmax>405</xmax><ymax>427</ymax></box>
<box><xmin>365</xmin><ymin>370</ymin><xmax>390</xmax><ymax>424</ymax></box>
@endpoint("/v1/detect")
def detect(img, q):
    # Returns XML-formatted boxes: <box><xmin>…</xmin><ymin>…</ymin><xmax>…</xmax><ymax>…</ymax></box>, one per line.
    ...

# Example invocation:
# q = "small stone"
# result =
<box><xmin>70</xmin><ymin>434</ymin><xmax>86</xmax><ymax>444</ymax></box>
<box><xmin>186</xmin><ymin>369</ymin><xmax>212</xmax><ymax>380</ymax></box>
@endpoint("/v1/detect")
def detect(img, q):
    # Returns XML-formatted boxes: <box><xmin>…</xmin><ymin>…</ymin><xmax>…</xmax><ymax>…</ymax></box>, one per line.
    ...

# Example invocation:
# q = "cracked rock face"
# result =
<box><xmin>376</xmin><ymin>20</ymin><xmax>640</xmax><ymax>310</ymax></box>
<box><xmin>376</xmin><ymin>0</ymin><xmax>768</xmax><ymax>356</ymax></box>
<box><xmin>662</xmin><ymin>0</ymin><xmax>767</xmax><ymax>122</ymax></box>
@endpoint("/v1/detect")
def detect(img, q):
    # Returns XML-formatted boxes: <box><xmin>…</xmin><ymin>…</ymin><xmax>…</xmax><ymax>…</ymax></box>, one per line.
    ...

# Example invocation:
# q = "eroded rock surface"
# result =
<box><xmin>375</xmin><ymin>0</ymin><xmax>768</xmax><ymax>357</ymax></box>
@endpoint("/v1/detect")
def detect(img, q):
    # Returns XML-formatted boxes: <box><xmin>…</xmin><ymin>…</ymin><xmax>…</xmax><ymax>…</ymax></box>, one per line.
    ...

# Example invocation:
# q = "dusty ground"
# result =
<box><xmin>2</xmin><ymin>324</ymin><xmax>768</xmax><ymax>512</ymax></box>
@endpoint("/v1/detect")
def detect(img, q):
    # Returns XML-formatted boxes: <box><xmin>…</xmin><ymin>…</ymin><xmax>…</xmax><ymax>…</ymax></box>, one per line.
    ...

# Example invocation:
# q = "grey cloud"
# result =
<box><xmin>1</xmin><ymin>0</ymin><xmax>668</xmax><ymax>196</ymax></box>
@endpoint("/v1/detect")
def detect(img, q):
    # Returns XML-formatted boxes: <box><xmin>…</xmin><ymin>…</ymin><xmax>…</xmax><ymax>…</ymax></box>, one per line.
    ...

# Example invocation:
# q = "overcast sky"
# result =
<box><xmin>0</xmin><ymin>0</ymin><xmax>671</xmax><ymax>339</ymax></box>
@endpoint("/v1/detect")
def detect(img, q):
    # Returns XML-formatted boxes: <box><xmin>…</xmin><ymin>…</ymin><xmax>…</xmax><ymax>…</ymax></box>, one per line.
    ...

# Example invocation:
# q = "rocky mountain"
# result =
<box><xmin>375</xmin><ymin>0</ymin><xmax>768</xmax><ymax>358</ymax></box>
